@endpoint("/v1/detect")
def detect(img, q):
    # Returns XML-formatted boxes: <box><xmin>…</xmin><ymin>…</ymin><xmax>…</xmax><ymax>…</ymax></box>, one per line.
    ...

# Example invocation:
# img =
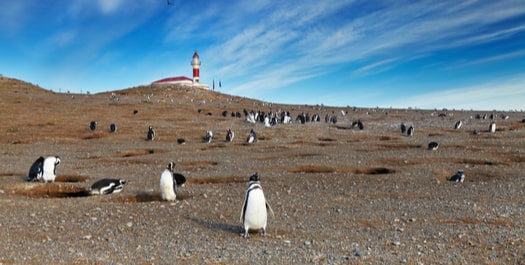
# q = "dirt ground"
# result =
<box><xmin>0</xmin><ymin>76</ymin><xmax>524</xmax><ymax>265</ymax></box>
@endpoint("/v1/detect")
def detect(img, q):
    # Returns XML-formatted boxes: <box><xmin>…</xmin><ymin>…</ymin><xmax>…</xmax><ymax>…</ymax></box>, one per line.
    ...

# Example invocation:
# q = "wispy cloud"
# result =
<box><xmin>205</xmin><ymin>0</ymin><xmax>525</xmax><ymax>98</ymax></box>
<box><xmin>393</xmin><ymin>73</ymin><xmax>525</xmax><ymax>111</ymax></box>
<box><xmin>97</xmin><ymin>0</ymin><xmax>124</xmax><ymax>14</ymax></box>
<box><xmin>352</xmin><ymin>58</ymin><xmax>399</xmax><ymax>77</ymax></box>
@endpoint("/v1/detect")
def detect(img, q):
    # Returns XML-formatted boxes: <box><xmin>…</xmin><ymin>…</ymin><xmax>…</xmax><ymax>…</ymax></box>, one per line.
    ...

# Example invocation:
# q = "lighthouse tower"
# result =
<box><xmin>191</xmin><ymin>51</ymin><xmax>201</xmax><ymax>83</ymax></box>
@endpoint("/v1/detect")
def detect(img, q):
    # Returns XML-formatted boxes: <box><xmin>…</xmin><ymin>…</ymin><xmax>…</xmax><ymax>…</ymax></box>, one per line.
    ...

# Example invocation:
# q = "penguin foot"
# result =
<box><xmin>243</xmin><ymin>231</ymin><xmax>250</xmax><ymax>239</ymax></box>
<box><xmin>261</xmin><ymin>229</ymin><xmax>267</xmax><ymax>237</ymax></box>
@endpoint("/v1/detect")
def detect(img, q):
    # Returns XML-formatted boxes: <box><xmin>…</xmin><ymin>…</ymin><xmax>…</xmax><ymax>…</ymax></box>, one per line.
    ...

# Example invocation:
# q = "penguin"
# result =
<box><xmin>89</xmin><ymin>179</ymin><xmax>127</xmax><ymax>195</ymax></box>
<box><xmin>264</xmin><ymin>115</ymin><xmax>271</xmax><ymax>127</ymax></box>
<box><xmin>407</xmin><ymin>126</ymin><xmax>414</xmax><ymax>137</ymax></box>
<box><xmin>400</xmin><ymin>123</ymin><xmax>407</xmax><ymax>134</ymax></box>
<box><xmin>448</xmin><ymin>170</ymin><xmax>465</xmax><ymax>183</ymax></box>
<box><xmin>89</xmin><ymin>121</ymin><xmax>97</xmax><ymax>131</ymax></box>
<box><xmin>147</xmin><ymin>125</ymin><xmax>155</xmax><ymax>140</ymax></box>
<box><xmin>204</xmin><ymin>130</ymin><xmax>213</xmax><ymax>143</ymax></box>
<box><xmin>454</xmin><ymin>120</ymin><xmax>462</xmax><ymax>129</ymax></box>
<box><xmin>226</xmin><ymin>129</ymin><xmax>235</xmax><ymax>142</ymax></box>
<box><xmin>240</xmin><ymin>172</ymin><xmax>274</xmax><ymax>238</ymax></box>
<box><xmin>489</xmin><ymin>122</ymin><xmax>496</xmax><ymax>133</ymax></box>
<box><xmin>42</xmin><ymin>156</ymin><xmax>61</xmax><ymax>183</ymax></box>
<box><xmin>27</xmin><ymin>156</ymin><xmax>45</xmax><ymax>182</ymax></box>
<box><xmin>427</xmin><ymin>141</ymin><xmax>439</xmax><ymax>150</ymax></box>
<box><xmin>177</xmin><ymin>138</ymin><xmax>186</xmax><ymax>144</ymax></box>
<box><xmin>247</xmin><ymin>129</ymin><xmax>257</xmax><ymax>143</ymax></box>
<box><xmin>160</xmin><ymin>162</ymin><xmax>186</xmax><ymax>201</ymax></box>
<box><xmin>352</xmin><ymin>120</ymin><xmax>364</xmax><ymax>130</ymax></box>
<box><xmin>109</xmin><ymin>123</ymin><xmax>117</xmax><ymax>133</ymax></box>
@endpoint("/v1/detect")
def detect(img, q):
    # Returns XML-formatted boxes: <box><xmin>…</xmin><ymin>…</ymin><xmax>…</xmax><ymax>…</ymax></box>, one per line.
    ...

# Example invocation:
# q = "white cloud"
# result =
<box><xmin>97</xmin><ymin>0</ymin><xmax>124</xmax><ymax>14</ymax></box>
<box><xmin>393</xmin><ymin>74</ymin><xmax>525</xmax><ymax>110</ymax></box>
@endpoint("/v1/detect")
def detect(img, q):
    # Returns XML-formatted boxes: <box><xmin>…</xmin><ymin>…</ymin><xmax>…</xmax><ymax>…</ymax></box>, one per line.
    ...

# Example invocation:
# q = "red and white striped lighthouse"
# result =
<box><xmin>191</xmin><ymin>51</ymin><xmax>201</xmax><ymax>83</ymax></box>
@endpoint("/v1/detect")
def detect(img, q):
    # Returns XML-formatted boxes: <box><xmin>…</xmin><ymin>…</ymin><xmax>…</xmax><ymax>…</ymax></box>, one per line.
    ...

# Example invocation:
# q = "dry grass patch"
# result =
<box><xmin>288</xmin><ymin>165</ymin><xmax>336</xmax><ymax>173</ymax></box>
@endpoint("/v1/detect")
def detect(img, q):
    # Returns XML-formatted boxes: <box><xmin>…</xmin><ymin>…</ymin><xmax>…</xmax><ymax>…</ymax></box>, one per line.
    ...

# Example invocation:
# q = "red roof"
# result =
<box><xmin>152</xmin><ymin>76</ymin><xmax>192</xmax><ymax>84</ymax></box>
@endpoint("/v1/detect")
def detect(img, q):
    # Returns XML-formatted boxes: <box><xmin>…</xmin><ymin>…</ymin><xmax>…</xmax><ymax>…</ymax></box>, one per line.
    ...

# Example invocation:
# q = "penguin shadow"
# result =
<box><xmin>185</xmin><ymin>216</ymin><xmax>242</xmax><ymax>235</ymax></box>
<box><xmin>118</xmin><ymin>191</ymin><xmax>193</xmax><ymax>203</ymax></box>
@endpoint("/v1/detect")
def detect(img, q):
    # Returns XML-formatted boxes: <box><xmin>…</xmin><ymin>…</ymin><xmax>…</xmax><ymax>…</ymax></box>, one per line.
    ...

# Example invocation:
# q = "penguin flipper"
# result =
<box><xmin>240</xmin><ymin>194</ymin><xmax>248</xmax><ymax>223</ymax></box>
<box><xmin>173</xmin><ymin>173</ymin><xmax>186</xmax><ymax>186</ymax></box>
<box><xmin>266</xmin><ymin>201</ymin><xmax>275</xmax><ymax>218</ymax></box>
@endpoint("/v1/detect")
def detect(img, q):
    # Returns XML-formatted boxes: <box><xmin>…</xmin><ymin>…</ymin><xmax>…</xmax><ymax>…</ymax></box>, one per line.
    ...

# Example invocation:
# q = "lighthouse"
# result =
<box><xmin>151</xmin><ymin>51</ymin><xmax>208</xmax><ymax>89</ymax></box>
<box><xmin>191</xmin><ymin>51</ymin><xmax>201</xmax><ymax>83</ymax></box>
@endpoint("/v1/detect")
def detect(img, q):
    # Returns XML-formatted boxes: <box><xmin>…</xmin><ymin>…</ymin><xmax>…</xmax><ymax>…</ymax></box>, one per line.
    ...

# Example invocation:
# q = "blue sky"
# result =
<box><xmin>1</xmin><ymin>0</ymin><xmax>524</xmax><ymax>110</ymax></box>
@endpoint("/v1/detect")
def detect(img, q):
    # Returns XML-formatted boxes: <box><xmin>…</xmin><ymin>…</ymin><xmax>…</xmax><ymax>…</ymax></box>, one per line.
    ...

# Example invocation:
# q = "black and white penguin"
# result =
<box><xmin>352</xmin><ymin>120</ymin><xmax>364</xmax><ymax>130</ymax></box>
<box><xmin>89</xmin><ymin>179</ymin><xmax>127</xmax><ymax>195</ymax></box>
<box><xmin>400</xmin><ymin>123</ymin><xmax>407</xmax><ymax>134</ymax></box>
<box><xmin>177</xmin><ymin>138</ymin><xmax>186</xmax><ymax>144</ymax></box>
<box><xmin>454</xmin><ymin>120</ymin><xmax>462</xmax><ymax>129</ymax></box>
<box><xmin>204</xmin><ymin>130</ymin><xmax>213</xmax><ymax>143</ymax></box>
<box><xmin>160</xmin><ymin>162</ymin><xmax>186</xmax><ymax>201</ymax></box>
<box><xmin>448</xmin><ymin>170</ymin><xmax>465</xmax><ymax>183</ymax></box>
<box><xmin>247</xmin><ymin>129</ymin><xmax>257</xmax><ymax>143</ymax></box>
<box><xmin>427</xmin><ymin>141</ymin><xmax>439</xmax><ymax>150</ymax></box>
<box><xmin>489</xmin><ymin>122</ymin><xmax>496</xmax><ymax>133</ymax></box>
<box><xmin>89</xmin><ymin>121</ymin><xmax>97</xmax><ymax>131</ymax></box>
<box><xmin>147</xmin><ymin>125</ymin><xmax>155</xmax><ymax>140</ymax></box>
<box><xmin>240</xmin><ymin>172</ymin><xmax>274</xmax><ymax>238</ymax></box>
<box><xmin>226</xmin><ymin>129</ymin><xmax>235</xmax><ymax>142</ymax></box>
<box><xmin>27</xmin><ymin>156</ymin><xmax>45</xmax><ymax>182</ymax></box>
<box><xmin>109</xmin><ymin>123</ymin><xmax>117</xmax><ymax>133</ymax></box>
<box><xmin>42</xmin><ymin>156</ymin><xmax>61</xmax><ymax>183</ymax></box>
<box><xmin>407</xmin><ymin>126</ymin><xmax>414</xmax><ymax>137</ymax></box>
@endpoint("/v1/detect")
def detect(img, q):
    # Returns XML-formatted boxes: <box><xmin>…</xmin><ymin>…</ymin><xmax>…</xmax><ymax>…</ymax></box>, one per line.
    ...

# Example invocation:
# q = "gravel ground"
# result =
<box><xmin>0</xmin><ymin>77</ymin><xmax>524</xmax><ymax>264</ymax></box>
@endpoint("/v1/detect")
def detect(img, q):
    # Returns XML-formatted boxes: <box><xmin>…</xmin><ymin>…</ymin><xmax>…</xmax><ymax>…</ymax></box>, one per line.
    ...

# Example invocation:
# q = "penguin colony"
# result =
<box><xmin>20</xmin><ymin>106</ymin><xmax>515</xmax><ymax>239</ymax></box>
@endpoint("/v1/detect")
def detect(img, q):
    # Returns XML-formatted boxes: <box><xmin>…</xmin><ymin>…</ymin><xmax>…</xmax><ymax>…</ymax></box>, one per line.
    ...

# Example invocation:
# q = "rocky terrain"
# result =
<box><xmin>0</xmin><ymin>76</ymin><xmax>524</xmax><ymax>264</ymax></box>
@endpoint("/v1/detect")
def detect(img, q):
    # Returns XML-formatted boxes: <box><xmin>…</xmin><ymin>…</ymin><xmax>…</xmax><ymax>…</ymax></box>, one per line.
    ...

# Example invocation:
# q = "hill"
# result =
<box><xmin>0</xmin><ymin>75</ymin><xmax>524</xmax><ymax>264</ymax></box>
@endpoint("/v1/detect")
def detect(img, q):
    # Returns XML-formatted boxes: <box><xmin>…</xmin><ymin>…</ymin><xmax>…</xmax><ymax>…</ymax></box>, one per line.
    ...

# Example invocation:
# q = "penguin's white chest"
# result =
<box><xmin>160</xmin><ymin>170</ymin><xmax>176</xmax><ymax>201</ymax></box>
<box><xmin>42</xmin><ymin>157</ymin><xmax>57</xmax><ymax>183</ymax></box>
<box><xmin>244</xmin><ymin>189</ymin><xmax>267</xmax><ymax>230</ymax></box>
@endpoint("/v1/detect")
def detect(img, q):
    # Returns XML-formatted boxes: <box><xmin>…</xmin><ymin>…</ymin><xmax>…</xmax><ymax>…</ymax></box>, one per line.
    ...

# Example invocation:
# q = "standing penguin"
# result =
<box><xmin>204</xmin><ymin>130</ymin><xmax>213</xmax><ymax>143</ymax></box>
<box><xmin>160</xmin><ymin>162</ymin><xmax>186</xmax><ymax>201</ymax></box>
<box><xmin>89</xmin><ymin>121</ymin><xmax>97</xmax><ymax>131</ymax></box>
<box><xmin>147</xmin><ymin>125</ymin><xmax>155</xmax><ymax>140</ymax></box>
<box><xmin>489</xmin><ymin>122</ymin><xmax>496</xmax><ymax>133</ymax></box>
<box><xmin>226</xmin><ymin>129</ymin><xmax>235</xmax><ymax>142</ymax></box>
<box><xmin>407</xmin><ymin>126</ymin><xmax>414</xmax><ymax>137</ymax></box>
<box><xmin>109</xmin><ymin>123</ymin><xmax>117</xmax><ymax>133</ymax></box>
<box><xmin>400</xmin><ymin>123</ymin><xmax>407</xmax><ymax>134</ymax></box>
<box><xmin>42</xmin><ymin>156</ymin><xmax>61</xmax><ymax>183</ymax></box>
<box><xmin>27</xmin><ymin>156</ymin><xmax>45</xmax><ymax>182</ymax></box>
<box><xmin>246</xmin><ymin>129</ymin><xmax>257</xmax><ymax>143</ymax></box>
<box><xmin>454</xmin><ymin>120</ymin><xmax>462</xmax><ymax>129</ymax></box>
<box><xmin>240</xmin><ymin>172</ymin><xmax>274</xmax><ymax>238</ymax></box>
